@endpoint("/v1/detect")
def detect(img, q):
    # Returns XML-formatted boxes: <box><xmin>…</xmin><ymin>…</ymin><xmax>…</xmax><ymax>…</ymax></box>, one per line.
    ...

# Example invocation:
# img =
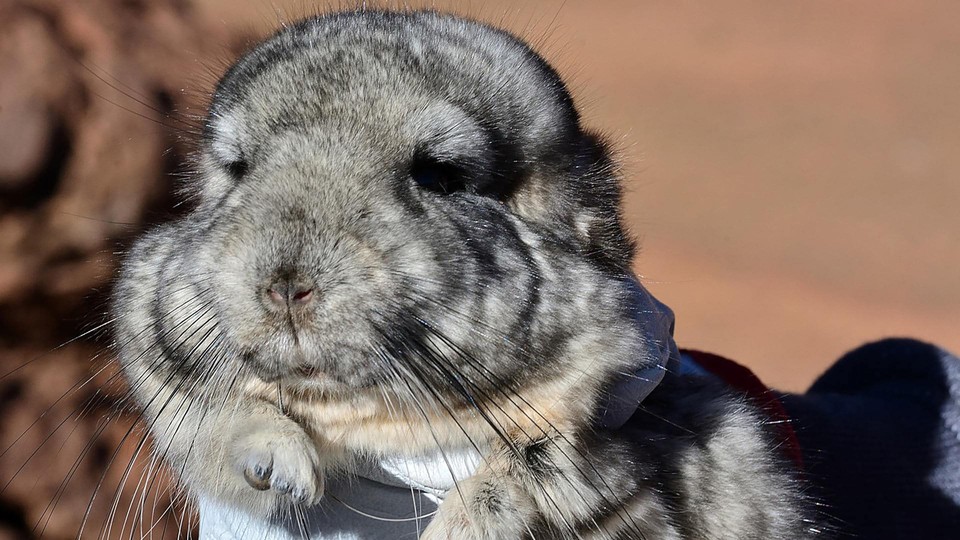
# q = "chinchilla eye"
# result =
<box><xmin>410</xmin><ymin>156</ymin><xmax>466</xmax><ymax>194</ymax></box>
<box><xmin>224</xmin><ymin>159</ymin><xmax>249</xmax><ymax>180</ymax></box>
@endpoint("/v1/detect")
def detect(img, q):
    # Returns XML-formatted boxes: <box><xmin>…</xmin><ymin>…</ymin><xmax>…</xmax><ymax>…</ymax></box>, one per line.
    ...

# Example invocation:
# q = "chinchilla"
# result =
<box><xmin>112</xmin><ymin>9</ymin><xmax>820</xmax><ymax>539</ymax></box>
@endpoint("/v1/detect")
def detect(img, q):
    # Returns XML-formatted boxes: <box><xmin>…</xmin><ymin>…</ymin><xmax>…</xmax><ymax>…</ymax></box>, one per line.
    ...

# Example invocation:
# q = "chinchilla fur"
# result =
<box><xmin>112</xmin><ymin>9</ymin><xmax>821</xmax><ymax>538</ymax></box>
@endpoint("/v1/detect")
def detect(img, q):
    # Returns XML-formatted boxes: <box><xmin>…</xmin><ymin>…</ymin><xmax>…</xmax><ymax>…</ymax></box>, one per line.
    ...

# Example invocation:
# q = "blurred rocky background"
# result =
<box><xmin>0</xmin><ymin>0</ymin><xmax>229</xmax><ymax>537</ymax></box>
<box><xmin>1</xmin><ymin>0</ymin><xmax>958</xmax><ymax>538</ymax></box>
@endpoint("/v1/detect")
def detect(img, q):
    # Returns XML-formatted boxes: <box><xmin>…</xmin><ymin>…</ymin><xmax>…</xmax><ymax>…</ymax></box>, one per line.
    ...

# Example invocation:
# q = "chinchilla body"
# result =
<box><xmin>112</xmin><ymin>10</ymin><xmax>820</xmax><ymax>538</ymax></box>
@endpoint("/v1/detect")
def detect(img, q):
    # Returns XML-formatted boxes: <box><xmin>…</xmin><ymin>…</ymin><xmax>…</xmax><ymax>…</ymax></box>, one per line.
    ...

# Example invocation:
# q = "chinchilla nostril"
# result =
<box><xmin>267</xmin><ymin>288</ymin><xmax>285</xmax><ymax>305</ymax></box>
<box><xmin>291</xmin><ymin>288</ymin><xmax>314</xmax><ymax>303</ymax></box>
<box><xmin>264</xmin><ymin>279</ymin><xmax>316</xmax><ymax>308</ymax></box>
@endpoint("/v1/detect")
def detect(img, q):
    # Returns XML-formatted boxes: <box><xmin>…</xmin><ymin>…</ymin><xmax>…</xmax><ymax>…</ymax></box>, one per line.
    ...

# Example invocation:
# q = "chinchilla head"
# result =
<box><xmin>115</xmin><ymin>10</ymin><xmax>645</xmax><ymax>415</ymax></box>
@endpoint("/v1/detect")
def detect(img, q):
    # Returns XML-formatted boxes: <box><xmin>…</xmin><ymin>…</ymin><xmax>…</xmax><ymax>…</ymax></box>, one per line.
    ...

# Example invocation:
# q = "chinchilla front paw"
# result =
<box><xmin>234</xmin><ymin>420</ymin><xmax>325</xmax><ymax>506</ymax></box>
<box><xmin>421</xmin><ymin>475</ymin><xmax>531</xmax><ymax>540</ymax></box>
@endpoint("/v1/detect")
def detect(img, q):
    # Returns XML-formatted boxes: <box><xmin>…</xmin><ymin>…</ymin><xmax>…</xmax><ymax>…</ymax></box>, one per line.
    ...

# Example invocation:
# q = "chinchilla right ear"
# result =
<box><xmin>569</xmin><ymin>131</ymin><xmax>636</xmax><ymax>271</ymax></box>
<box><xmin>506</xmin><ymin>127</ymin><xmax>635</xmax><ymax>272</ymax></box>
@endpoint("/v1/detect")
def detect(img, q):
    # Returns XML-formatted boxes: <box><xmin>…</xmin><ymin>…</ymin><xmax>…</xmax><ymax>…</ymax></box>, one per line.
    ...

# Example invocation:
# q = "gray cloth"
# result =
<box><xmin>596</xmin><ymin>277</ymin><xmax>682</xmax><ymax>430</ymax></box>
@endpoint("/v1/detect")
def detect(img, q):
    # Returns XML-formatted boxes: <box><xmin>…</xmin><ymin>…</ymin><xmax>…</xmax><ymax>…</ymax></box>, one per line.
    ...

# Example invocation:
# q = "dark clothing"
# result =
<box><xmin>783</xmin><ymin>338</ymin><xmax>960</xmax><ymax>538</ymax></box>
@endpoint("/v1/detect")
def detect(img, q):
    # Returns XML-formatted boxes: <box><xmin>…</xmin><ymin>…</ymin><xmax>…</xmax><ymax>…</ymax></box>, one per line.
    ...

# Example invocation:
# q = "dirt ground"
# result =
<box><xmin>193</xmin><ymin>0</ymin><xmax>960</xmax><ymax>391</ymax></box>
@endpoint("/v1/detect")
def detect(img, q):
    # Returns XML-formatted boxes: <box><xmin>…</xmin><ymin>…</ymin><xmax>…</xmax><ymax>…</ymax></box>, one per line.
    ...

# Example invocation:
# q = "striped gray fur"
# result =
<box><xmin>112</xmin><ymin>10</ymin><xmax>821</xmax><ymax>539</ymax></box>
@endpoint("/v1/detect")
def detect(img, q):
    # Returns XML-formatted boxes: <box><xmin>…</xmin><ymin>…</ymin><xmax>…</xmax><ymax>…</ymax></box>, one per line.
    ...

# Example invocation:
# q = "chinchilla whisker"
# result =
<box><xmin>116</xmin><ymin>394</ymin><xmax>212</xmax><ymax>539</ymax></box>
<box><xmin>404</xmin><ymin>286</ymin><xmax>663</xmax><ymax>419</ymax></box>
<box><xmin>89</xmin><ymin>87</ymin><xmax>203</xmax><ymax>138</ymax></box>
<box><xmin>379</xmin><ymin>314</ymin><xmax>534</xmax><ymax>458</ymax></box>
<box><xmin>415</xmin><ymin>330</ymin><xmax>541</xmax><ymax>442</ymax></box>
<box><xmin>147</xmin><ymin>495</ymin><xmax>182</xmax><ymax>540</ymax></box>
<box><xmin>36</xmin><ymin>413</ymin><xmax>119</xmax><ymax>537</ymax></box>
<box><xmin>107</xmin><ymin>317</ymin><xmax>218</xmax><ymax>417</ymax></box>
<box><xmin>113</xmin><ymin>448</ymin><xmax>163</xmax><ymax>539</ymax></box>
<box><xmin>80</xmin><ymin>57</ymin><xmax>160</xmax><ymax>109</ymax></box>
<box><xmin>126</xmin><ymin>469</ymin><xmax>178</xmax><ymax>540</ymax></box>
<box><xmin>79</xmin><ymin>352</ymin><xmax>213</xmax><ymax>540</ymax></box>
<box><xmin>397</xmin><ymin>332</ymin><xmax>583</xmax><ymax>534</ymax></box>
<box><xmin>398</xmin><ymin>288</ymin><xmax>647</xmax><ymax>406</ymax></box>
<box><xmin>79</xmin><ymin>58</ymin><xmax>204</xmax><ymax>136</ymax></box>
<box><xmin>193</xmin><ymin>362</ymin><xmax>247</xmax><ymax>475</ymax></box>
<box><xmin>105</xmin><ymin>297</ymin><xmax>216</xmax><ymax>383</ymax></box>
<box><xmin>375</xmin><ymin>328</ymin><xmax>469</xmax><ymax>442</ymax></box>
<box><xmin>84</xmin><ymin>427</ymin><xmax>155</xmax><ymax>539</ymax></box>
<box><xmin>393</xmin><ymin>286</ymin><xmax>537</xmax><ymax>358</ymax></box>
<box><xmin>2</xmin><ymin>344</ymin><xmax>160</xmax><ymax>520</ymax></box>
<box><xmin>75</xmin><ymin>312</ymin><xmax>225</xmax><ymax>537</ymax></box>
<box><xmin>397</xmin><ymin>332</ymin><xmax>517</xmax><ymax>452</ymax></box>
<box><xmin>327</xmin><ymin>493</ymin><xmax>440</xmax><ymax>523</ymax></box>
<box><xmin>374</xmin><ymin>352</ymin><xmax>477</xmax><ymax>520</ymax></box>
<box><xmin>0</xmin><ymin>399</ymin><xmax>101</xmax><ymax>497</ymax></box>
<box><xmin>295</xmin><ymin>503</ymin><xmax>311</xmax><ymax>539</ymax></box>
<box><xmin>78</xmin><ymin>408</ymin><xmax>172</xmax><ymax>537</ymax></box>
<box><xmin>0</xmin><ymin>384</ymin><xmax>120</xmax><ymax>518</ymax></box>
<box><xmin>0</xmin><ymin>317</ymin><xmax>117</xmax><ymax>381</ymax></box>
<box><xmin>631</xmin><ymin>403</ymin><xmax>697</xmax><ymax>435</ymax></box>
<box><xmin>408</xmin><ymin>314</ymin><xmax>648</xmax><ymax>538</ymax></box>
<box><xmin>376</xmin><ymin>302</ymin><xmax>541</xmax><ymax>453</ymax></box>
<box><xmin>146</xmin><ymin>447</ymin><xmax>186</xmax><ymax>534</ymax></box>
<box><xmin>123</xmin><ymin>452</ymin><xmax>160</xmax><ymax>539</ymax></box>
<box><xmin>367</xmin><ymin>352</ymin><xmax>476</xmax><ymax>525</ymax></box>
<box><xmin>394</xmin><ymin>286</ymin><xmax>622</xmax><ymax>427</ymax></box>
<box><xmin>105</xmin><ymin>340</ymin><xmax>229</xmax><ymax>540</ymax></box>
<box><xmin>0</xmin><ymin>356</ymin><xmax>115</xmax><ymax>461</ymax></box>
<box><xmin>382</xmin><ymin>298</ymin><xmax>545</xmax><ymax>433</ymax></box>
<box><xmin>117</xmin><ymin>273</ymin><xmax>219</xmax><ymax>304</ymax></box>
<box><xmin>370</xmin><ymin>324</ymin><xmax>495</xmax><ymax>478</ymax></box>
<box><xmin>410</xmin><ymin>372</ymin><xmax>596</xmax><ymax>536</ymax></box>
<box><xmin>116</xmin><ymin>300</ymin><xmax>220</xmax><ymax>382</ymax></box>
<box><xmin>165</xmin><ymin>346</ymin><xmax>240</xmax><ymax>501</ymax></box>
<box><xmin>7</xmin><ymin>294</ymin><xmax>208</xmax><ymax>464</ymax></box>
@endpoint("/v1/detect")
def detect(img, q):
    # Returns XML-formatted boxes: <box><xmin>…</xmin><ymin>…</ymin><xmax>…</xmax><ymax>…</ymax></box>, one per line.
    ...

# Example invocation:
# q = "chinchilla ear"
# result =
<box><xmin>568</xmin><ymin>131</ymin><xmax>636</xmax><ymax>271</ymax></box>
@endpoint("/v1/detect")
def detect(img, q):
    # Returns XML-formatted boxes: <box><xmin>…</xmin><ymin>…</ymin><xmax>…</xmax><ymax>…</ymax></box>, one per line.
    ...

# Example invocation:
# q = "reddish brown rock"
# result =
<box><xmin>0</xmin><ymin>0</ymin><xmax>231</xmax><ymax>537</ymax></box>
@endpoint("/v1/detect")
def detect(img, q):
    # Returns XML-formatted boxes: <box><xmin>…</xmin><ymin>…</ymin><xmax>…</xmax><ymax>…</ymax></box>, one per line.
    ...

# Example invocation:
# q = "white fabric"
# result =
<box><xmin>200</xmin><ymin>447</ymin><xmax>483</xmax><ymax>539</ymax></box>
<box><xmin>376</xmin><ymin>448</ymin><xmax>484</xmax><ymax>504</ymax></box>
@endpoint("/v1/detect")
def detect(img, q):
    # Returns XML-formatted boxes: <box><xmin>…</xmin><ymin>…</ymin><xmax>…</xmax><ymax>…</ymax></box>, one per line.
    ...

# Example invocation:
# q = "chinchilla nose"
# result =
<box><xmin>263</xmin><ymin>276</ymin><xmax>316</xmax><ymax>310</ymax></box>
